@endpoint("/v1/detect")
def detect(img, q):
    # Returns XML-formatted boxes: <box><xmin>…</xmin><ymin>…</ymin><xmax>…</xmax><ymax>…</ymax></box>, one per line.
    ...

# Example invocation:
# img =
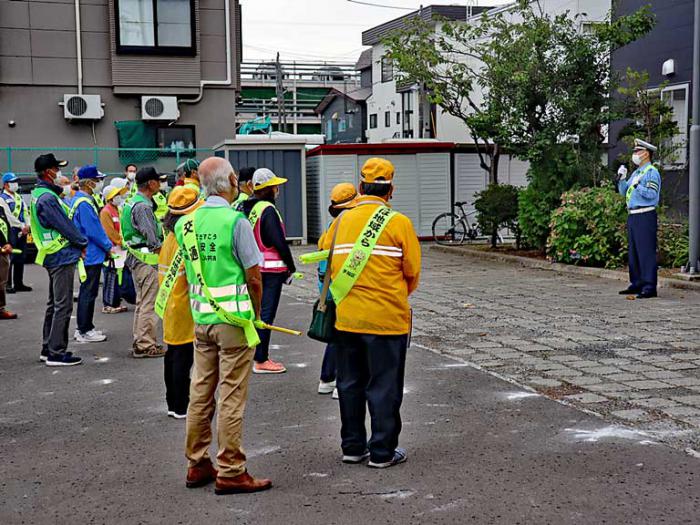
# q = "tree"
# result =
<box><xmin>616</xmin><ymin>68</ymin><xmax>682</xmax><ymax>168</ymax></box>
<box><xmin>385</xmin><ymin>1</ymin><xmax>654</xmax><ymax>188</ymax></box>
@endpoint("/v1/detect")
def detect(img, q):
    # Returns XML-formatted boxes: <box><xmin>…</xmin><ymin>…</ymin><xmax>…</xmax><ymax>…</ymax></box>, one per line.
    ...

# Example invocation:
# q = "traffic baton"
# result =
<box><xmin>78</xmin><ymin>259</ymin><xmax>87</xmax><ymax>283</ymax></box>
<box><xmin>11</xmin><ymin>249</ymin><xmax>22</xmax><ymax>254</ymax></box>
<box><xmin>299</xmin><ymin>250</ymin><xmax>329</xmax><ymax>264</ymax></box>
<box><xmin>254</xmin><ymin>320</ymin><xmax>302</xmax><ymax>337</ymax></box>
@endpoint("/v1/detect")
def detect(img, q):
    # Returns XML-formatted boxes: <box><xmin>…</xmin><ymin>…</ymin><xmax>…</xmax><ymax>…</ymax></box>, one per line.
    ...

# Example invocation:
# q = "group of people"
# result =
<box><xmin>1</xmin><ymin>150</ymin><xmax>422</xmax><ymax>494</ymax></box>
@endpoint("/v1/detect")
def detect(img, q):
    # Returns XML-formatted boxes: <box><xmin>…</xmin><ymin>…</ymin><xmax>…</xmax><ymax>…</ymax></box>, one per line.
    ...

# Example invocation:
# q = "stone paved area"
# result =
<box><xmin>292</xmin><ymin>245</ymin><xmax>700</xmax><ymax>453</ymax></box>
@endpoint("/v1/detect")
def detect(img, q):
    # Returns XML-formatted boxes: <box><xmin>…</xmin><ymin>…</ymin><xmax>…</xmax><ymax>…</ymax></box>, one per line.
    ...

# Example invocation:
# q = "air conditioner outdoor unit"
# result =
<box><xmin>141</xmin><ymin>96</ymin><xmax>180</xmax><ymax>121</ymax></box>
<box><xmin>63</xmin><ymin>94</ymin><xmax>104</xmax><ymax>120</ymax></box>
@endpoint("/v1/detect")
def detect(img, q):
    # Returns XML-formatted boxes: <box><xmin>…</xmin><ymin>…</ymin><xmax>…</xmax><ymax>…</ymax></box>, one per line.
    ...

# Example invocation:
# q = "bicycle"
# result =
<box><xmin>432</xmin><ymin>201</ymin><xmax>503</xmax><ymax>246</ymax></box>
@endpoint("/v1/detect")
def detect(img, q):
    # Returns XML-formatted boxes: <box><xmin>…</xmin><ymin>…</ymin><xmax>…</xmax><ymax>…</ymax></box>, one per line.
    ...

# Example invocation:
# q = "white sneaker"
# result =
<box><xmin>318</xmin><ymin>380</ymin><xmax>336</xmax><ymax>394</ymax></box>
<box><xmin>167</xmin><ymin>411</ymin><xmax>187</xmax><ymax>419</ymax></box>
<box><xmin>75</xmin><ymin>330</ymin><xmax>107</xmax><ymax>343</ymax></box>
<box><xmin>332</xmin><ymin>388</ymin><xmax>339</xmax><ymax>399</ymax></box>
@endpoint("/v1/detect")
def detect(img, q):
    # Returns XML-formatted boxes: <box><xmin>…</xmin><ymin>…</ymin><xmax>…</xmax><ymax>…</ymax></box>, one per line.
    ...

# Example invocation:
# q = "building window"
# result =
<box><xmin>369</xmin><ymin>114</ymin><xmax>378</xmax><ymax>129</ymax></box>
<box><xmin>381</xmin><ymin>56</ymin><xmax>394</xmax><ymax>83</ymax></box>
<box><xmin>661</xmin><ymin>84</ymin><xmax>689</xmax><ymax>166</ymax></box>
<box><xmin>156</xmin><ymin>125</ymin><xmax>196</xmax><ymax>155</ymax></box>
<box><xmin>116</xmin><ymin>0</ymin><xmax>196</xmax><ymax>56</ymax></box>
<box><xmin>401</xmin><ymin>92</ymin><xmax>414</xmax><ymax>138</ymax></box>
<box><xmin>396</xmin><ymin>112</ymin><xmax>401</xmax><ymax>125</ymax></box>
<box><xmin>385</xmin><ymin>111</ymin><xmax>391</xmax><ymax>127</ymax></box>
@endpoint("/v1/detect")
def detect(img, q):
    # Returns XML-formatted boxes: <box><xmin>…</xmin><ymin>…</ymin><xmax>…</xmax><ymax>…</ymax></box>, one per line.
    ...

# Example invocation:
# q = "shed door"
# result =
<box><xmin>228</xmin><ymin>149</ymin><xmax>303</xmax><ymax>239</ymax></box>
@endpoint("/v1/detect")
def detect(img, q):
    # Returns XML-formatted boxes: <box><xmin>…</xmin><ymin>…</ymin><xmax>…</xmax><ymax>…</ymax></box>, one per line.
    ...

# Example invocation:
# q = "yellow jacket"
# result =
<box><xmin>321</xmin><ymin>196</ymin><xmax>421</xmax><ymax>335</ymax></box>
<box><xmin>158</xmin><ymin>232</ymin><xmax>194</xmax><ymax>345</ymax></box>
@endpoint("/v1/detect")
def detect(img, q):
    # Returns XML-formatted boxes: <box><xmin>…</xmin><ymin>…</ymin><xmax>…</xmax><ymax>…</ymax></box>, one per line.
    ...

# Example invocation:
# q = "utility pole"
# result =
<box><xmin>275</xmin><ymin>52</ymin><xmax>286</xmax><ymax>133</ymax></box>
<box><xmin>688</xmin><ymin>0</ymin><xmax>700</xmax><ymax>276</ymax></box>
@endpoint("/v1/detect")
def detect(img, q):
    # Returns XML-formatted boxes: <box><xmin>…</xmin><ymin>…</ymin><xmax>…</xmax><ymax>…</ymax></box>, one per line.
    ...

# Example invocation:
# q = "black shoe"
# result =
<box><xmin>40</xmin><ymin>349</ymin><xmax>49</xmax><ymax>362</ymax></box>
<box><xmin>5</xmin><ymin>286</ymin><xmax>15</xmax><ymax>294</ymax></box>
<box><xmin>46</xmin><ymin>352</ymin><xmax>83</xmax><ymax>367</ymax></box>
<box><xmin>619</xmin><ymin>287</ymin><xmax>639</xmax><ymax>295</ymax></box>
<box><xmin>15</xmin><ymin>285</ymin><xmax>32</xmax><ymax>292</ymax></box>
<box><xmin>636</xmin><ymin>290</ymin><xmax>657</xmax><ymax>299</ymax></box>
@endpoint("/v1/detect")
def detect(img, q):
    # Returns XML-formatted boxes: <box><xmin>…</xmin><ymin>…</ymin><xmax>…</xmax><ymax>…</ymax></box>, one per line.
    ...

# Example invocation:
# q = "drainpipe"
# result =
<box><xmin>75</xmin><ymin>0</ymin><xmax>83</xmax><ymax>94</ymax></box>
<box><xmin>180</xmin><ymin>0</ymin><xmax>233</xmax><ymax>104</ymax></box>
<box><xmin>688</xmin><ymin>0</ymin><xmax>700</xmax><ymax>274</ymax></box>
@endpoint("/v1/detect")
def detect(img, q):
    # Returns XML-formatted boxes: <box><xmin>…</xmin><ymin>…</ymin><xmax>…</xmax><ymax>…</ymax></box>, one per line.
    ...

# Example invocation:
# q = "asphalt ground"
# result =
<box><xmin>1</xmin><ymin>265</ymin><xmax>699</xmax><ymax>524</ymax></box>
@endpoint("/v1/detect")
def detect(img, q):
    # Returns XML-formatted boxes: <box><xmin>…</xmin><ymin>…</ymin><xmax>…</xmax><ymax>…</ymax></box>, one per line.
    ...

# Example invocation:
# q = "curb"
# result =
<box><xmin>430</xmin><ymin>244</ymin><xmax>700</xmax><ymax>293</ymax></box>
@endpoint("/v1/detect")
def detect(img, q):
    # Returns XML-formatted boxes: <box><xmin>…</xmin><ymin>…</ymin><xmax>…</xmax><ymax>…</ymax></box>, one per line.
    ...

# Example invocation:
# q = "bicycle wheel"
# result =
<box><xmin>432</xmin><ymin>213</ymin><xmax>467</xmax><ymax>246</ymax></box>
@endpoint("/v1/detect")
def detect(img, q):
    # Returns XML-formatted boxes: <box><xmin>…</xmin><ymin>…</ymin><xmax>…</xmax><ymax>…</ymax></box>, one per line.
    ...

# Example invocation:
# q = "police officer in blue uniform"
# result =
<box><xmin>617</xmin><ymin>139</ymin><xmax>661</xmax><ymax>299</ymax></box>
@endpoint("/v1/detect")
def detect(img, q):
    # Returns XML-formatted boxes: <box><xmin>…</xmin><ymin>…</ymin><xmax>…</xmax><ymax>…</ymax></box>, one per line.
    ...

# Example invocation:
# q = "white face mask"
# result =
<box><xmin>8</xmin><ymin>182</ymin><xmax>19</xmax><ymax>192</ymax></box>
<box><xmin>113</xmin><ymin>196</ymin><xmax>125</xmax><ymax>207</ymax></box>
<box><xmin>54</xmin><ymin>170</ymin><xmax>63</xmax><ymax>181</ymax></box>
<box><xmin>160</xmin><ymin>181</ymin><xmax>169</xmax><ymax>192</ymax></box>
<box><xmin>632</xmin><ymin>153</ymin><xmax>643</xmax><ymax>166</ymax></box>
<box><xmin>93</xmin><ymin>180</ymin><xmax>104</xmax><ymax>193</ymax></box>
<box><xmin>61</xmin><ymin>185</ymin><xmax>71</xmax><ymax>197</ymax></box>
<box><xmin>127</xmin><ymin>172</ymin><xmax>136</xmax><ymax>182</ymax></box>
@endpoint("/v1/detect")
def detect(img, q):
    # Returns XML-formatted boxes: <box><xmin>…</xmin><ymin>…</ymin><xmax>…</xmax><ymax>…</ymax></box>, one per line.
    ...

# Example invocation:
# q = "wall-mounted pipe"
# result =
<box><xmin>75</xmin><ymin>0</ymin><xmax>83</xmax><ymax>95</ymax></box>
<box><xmin>180</xmin><ymin>0</ymin><xmax>233</xmax><ymax>104</ymax></box>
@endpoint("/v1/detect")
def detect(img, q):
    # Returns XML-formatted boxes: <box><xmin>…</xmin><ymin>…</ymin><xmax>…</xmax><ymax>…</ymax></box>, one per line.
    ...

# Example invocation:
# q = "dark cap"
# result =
<box><xmin>135</xmin><ymin>167</ymin><xmax>167</xmax><ymax>185</ymax></box>
<box><xmin>35</xmin><ymin>153</ymin><xmax>68</xmax><ymax>173</ymax></box>
<box><xmin>238</xmin><ymin>167</ymin><xmax>256</xmax><ymax>183</ymax></box>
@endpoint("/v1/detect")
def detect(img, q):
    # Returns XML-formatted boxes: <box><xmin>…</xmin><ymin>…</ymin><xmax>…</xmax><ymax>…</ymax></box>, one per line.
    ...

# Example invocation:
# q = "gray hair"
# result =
<box><xmin>199</xmin><ymin>157</ymin><xmax>237</xmax><ymax>196</ymax></box>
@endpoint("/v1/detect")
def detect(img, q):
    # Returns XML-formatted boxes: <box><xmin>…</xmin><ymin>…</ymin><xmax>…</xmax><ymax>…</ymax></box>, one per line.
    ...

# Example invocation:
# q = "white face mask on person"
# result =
<box><xmin>113</xmin><ymin>195</ymin><xmax>125</xmax><ymax>207</ymax></box>
<box><xmin>127</xmin><ymin>172</ymin><xmax>136</xmax><ymax>182</ymax></box>
<box><xmin>160</xmin><ymin>181</ymin><xmax>169</xmax><ymax>192</ymax></box>
<box><xmin>93</xmin><ymin>180</ymin><xmax>104</xmax><ymax>193</ymax></box>
<box><xmin>60</xmin><ymin>185</ymin><xmax>71</xmax><ymax>197</ymax></box>
<box><xmin>632</xmin><ymin>153</ymin><xmax>644</xmax><ymax>166</ymax></box>
<box><xmin>8</xmin><ymin>182</ymin><xmax>19</xmax><ymax>192</ymax></box>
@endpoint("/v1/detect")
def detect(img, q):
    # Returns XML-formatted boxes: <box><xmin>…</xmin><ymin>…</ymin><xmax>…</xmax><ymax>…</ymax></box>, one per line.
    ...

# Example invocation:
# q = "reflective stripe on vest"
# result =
<box><xmin>174</xmin><ymin>207</ymin><xmax>260</xmax><ymax>347</ymax></box>
<box><xmin>249</xmin><ymin>200</ymin><xmax>288</xmax><ymax>273</ymax></box>
<box><xmin>71</xmin><ymin>196</ymin><xmax>99</xmax><ymax>217</ymax></box>
<box><xmin>153</xmin><ymin>192</ymin><xmax>168</xmax><ymax>221</ymax></box>
<box><xmin>330</xmin><ymin>206</ymin><xmax>398</xmax><ymax>305</ymax></box>
<box><xmin>0</xmin><ymin>216</ymin><xmax>8</xmax><ymax>241</ymax></box>
<box><xmin>626</xmin><ymin>164</ymin><xmax>654</xmax><ymax>206</ymax></box>
<box><xmin>29</xmin><ymin>187</ymin><xmax>72</xmax><ymax>266</ymax></box>
<box><xmin>10</xmin><ymin>192</ymin><xmax>22</xmax><ymax>219</ymax></box>
<box><xmin>155</xmin><ymin>248</ymin><xmax>184</xmax><ymax>319</ymax></box>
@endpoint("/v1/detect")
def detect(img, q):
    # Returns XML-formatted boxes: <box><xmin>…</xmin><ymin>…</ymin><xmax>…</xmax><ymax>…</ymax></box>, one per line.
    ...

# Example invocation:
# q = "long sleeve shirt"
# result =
<box><xmin>618</xmin><ymin>163</ymin><xmax>661</xmax><ymax>210</ymax></box>
<box><xmin>71</xmin><ymin>190</ymin><xmax>112</xmax><ymax>266</ymax></box>
<box><xmin>34</xmin><ymin>180</ymin><xmax>87</xmax><ymax>268</ymax></box>
<box><xmin>240</xmin><ymin>197</ymin><xmax>296</xmax><ymax>274</ymax></box>
<box><xmin>99</xmin><ymin>203</ymin><xmax>123</xmax><ymax>246</ymax></box>
<box><xmin>0</xmin><ymin>195</ymin><xmax>24</xmax><ymax>230</ymax></box>
<box><xmin>0</xmin><ymin>190</ymin><xmax>26</xmax><ymax>226</ymax></box>
<box><xmin>126</xmin><ymin>192</ymin><xmax>161</xmax><ymax>269</ymax></box>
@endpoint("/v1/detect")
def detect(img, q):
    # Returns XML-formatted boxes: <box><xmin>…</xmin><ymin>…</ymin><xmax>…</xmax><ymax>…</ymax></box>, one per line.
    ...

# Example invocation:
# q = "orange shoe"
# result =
<box><xmin>214</xmin><ymin>471</ymin><xmax>272</xmax><ymax>495</ymax></box>
<box><xmin>186</xmin><ymin>459</ymin><xmax>217</xmax><ymax>488</ymax></box>
<box><xmin>253</xmin><ymin>359</ymin><xmax>287</xmax><ymax>374</ymax></box>
<box><xmin>0</xmin><ymin>309</ymin><xmax>18</xmax><ymax>320</ymax></box>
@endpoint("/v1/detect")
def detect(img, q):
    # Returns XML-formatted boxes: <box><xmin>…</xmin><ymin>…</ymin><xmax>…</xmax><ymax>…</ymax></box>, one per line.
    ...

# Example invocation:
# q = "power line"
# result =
<box><xmin>346</xmin><ymin>0</ymin><xmax>414</xmax><ymax>10</ymax></box>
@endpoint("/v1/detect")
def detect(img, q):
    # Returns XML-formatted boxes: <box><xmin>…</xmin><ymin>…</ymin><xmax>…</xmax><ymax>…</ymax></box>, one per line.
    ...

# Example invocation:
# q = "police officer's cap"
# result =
<box><xmin>634</xmin><ymin>139</ymin><xmax>657</xmax><ymax>153</ymax></box>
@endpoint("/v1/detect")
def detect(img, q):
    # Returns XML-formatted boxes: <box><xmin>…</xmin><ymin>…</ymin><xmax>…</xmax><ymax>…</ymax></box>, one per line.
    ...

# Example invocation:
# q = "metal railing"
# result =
<box><xmin>240</xmin><ymin>60</ymin><xmax>360</xmax><ymax>87</ymax></box>
<box><xmin>1</xmin><ymin>147</ymin><xmax>215</xmax><ymax>182</ymax></box>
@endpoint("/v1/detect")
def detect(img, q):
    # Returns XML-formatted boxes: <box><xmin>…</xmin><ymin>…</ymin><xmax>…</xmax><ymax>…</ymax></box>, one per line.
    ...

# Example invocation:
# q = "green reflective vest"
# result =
<box><xmin>93</xmin><ymin>193</ymin><xmax>105</xmax><ymax>210</ymax></box>
<box><xmin>153</xmin><ymin>191</ymin><xmax>168</xmax><ymax>221</ymax></box>
<box><xmin>232</xmin><ymin>192</ymin><xmax>249</xmax><ymax>211</ymax></box>
<box><xmin>29</xmin><ymin>187</ymin><xmax>72</xmax><ymax>265</ymax></box>
<box><xmin>121</xmin><ymin>193</ymin><xmax>161</xmax><ymax>265</ymax></box>
<box><xmin>71</xmin><ymin>195</ymin><xmax>99</xmax><ymax>217</ymax></box>
<box><xmin>174</xmin><ymin>206</ymin><xmax>254</xmax><ymax>327</ymax></box>
<box><xmin>0</xmin><ymin>213</ymin><xmax>8</xmax><ymax>243</ymax></box>
<box><xmin>9</xmin><ymin>192</ymin><xmax>23</xmax><ymax>219</ymax></box>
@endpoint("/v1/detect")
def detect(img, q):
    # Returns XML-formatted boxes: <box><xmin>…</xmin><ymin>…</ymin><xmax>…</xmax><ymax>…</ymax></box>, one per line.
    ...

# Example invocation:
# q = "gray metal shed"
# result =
<box><xmin>215</xmin><ymin>136</ymin><xmax>317</xmax><ymax>243</ymax></box>
<box><xmin>306</xmin><ymin>142</ymin><xmax>455</xmax><ymax>240</ymax></box>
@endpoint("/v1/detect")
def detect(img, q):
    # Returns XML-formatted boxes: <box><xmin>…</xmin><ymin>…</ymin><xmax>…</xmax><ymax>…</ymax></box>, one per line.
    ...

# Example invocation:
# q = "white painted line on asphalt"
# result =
<box><xmin>505</xmin><ymin>392</ymin><xmax>540</xmax><ymax>401</ymax></box>
<box><xmin>291</xmin><ymin>363</ymin><xmax>308</xmax><ymax>368</ymax></box>
<box><xmin>564</xmin><ymin>426</ymin><xmax>653</xmax><ymax>444</ymax></box>
<box><xmin>247</xmin><ymin>445</ymin><xmax>281</xmax><ymax>458</ymax></box>
<box><xmin>94</xmin><ymin>357</ymin><xmax>110</xmax><ymax>362</ymax></box>
<box><xmin>269</xmin><ymin>344</ymin><xmax>288</xmax><ymax>350</ymax></box>
<box><xmin>306</xmin><ymin>472</ymin><xmax>329</xmax><ymax>478</ymax></box>
<box><xmin>92</xmin><ymin>379</ymin><xmax>115</xmax><ymax>386</ymax></box>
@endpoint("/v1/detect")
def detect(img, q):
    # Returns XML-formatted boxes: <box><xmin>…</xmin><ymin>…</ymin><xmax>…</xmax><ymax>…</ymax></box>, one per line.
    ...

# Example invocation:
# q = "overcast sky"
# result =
<box><xmin>241</xmin><ymin>0</ymin><xmax>512</xmax><ymax>63</ymax></box>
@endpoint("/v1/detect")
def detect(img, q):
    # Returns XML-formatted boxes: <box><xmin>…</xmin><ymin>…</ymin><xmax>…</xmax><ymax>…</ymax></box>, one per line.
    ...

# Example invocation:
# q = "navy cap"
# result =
<box><xmin>135</xmin><ymin>167</ymin><xmax>167</xmax><ymax>185</ymax></box>
<box><xmin>35</xmin><ymin>153</ymin><xmax>68</xmax><ymax>173</ymax></box>
<box><xmin>77</xmin><ymin>165</ymin><xmax>105</xmax><ymax>180</ymax></box>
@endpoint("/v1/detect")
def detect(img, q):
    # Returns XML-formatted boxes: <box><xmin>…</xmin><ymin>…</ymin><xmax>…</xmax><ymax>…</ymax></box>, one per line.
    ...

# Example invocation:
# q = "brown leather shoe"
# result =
<box><xmin>186</xmin><ymin>459</ymin><xmax>217</xmax><ymax>488</ymax></box>
<box><xmin>214</xmin><ymin>471</ymin><xmax>272</xmax><ymax>495</ymax></box>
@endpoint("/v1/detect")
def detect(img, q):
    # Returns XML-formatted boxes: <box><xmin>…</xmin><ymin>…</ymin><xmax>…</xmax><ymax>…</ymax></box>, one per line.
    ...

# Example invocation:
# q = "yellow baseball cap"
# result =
<box><xmin>360</xmin><ymin>158</ymin><xmax>394</xmax><ymax>184</ymax></box>
<box><xmin>330</xmin><ymin>183</ymin><xmax>358</xmax><ymax>210</ymax></box>
<box><xmin>167</xmin><ymin>186</ymin><xmax>203</xmax><ymax>216</ymax></box>
<box><xmin>253</xmin><ymin>168</ymin><xmax>288</xmax><ymax>190</ymax></box>
<box><xmin>103</xmin><ymin>184</ymin><xmax>127</xmax><ymax>202</ymax></box>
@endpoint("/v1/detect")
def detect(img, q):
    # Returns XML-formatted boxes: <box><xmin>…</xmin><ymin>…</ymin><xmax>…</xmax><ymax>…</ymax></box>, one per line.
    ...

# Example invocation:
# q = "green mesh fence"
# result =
<box><xmin>1</xmin><ymin>147</ymin><xmax>215</xmax><ymax>185</ymax></box>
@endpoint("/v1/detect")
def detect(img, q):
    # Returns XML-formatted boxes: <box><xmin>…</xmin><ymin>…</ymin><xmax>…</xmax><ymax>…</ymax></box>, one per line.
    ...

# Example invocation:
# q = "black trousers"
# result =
<box><xmin>164</xmin><ymin>342</ymin><xmax>194</xmax><ymax>414</ymax></box>
<box><xmin>627</xmin><ymin>210</ymin><xmax>658</xmax><ymax>294</ymax></box>
<box><xmin>320</xmin><ymin>342</ymin><xmax>337</xmax><ymax>383</ymax></box>
<box><xmin>77</xmin><ymin>264</ymin><xmax>102</xmax><ymax>334</ymax></box>
<box><xmin>335</xmin><ymin>331</ymin><xmax>408</xmax><ymax>463</ymax></box>
<box><xmin>42</xmin><ymin>264</ymin><xmax>75</xmax><ymax>357</ymax></box>
<box><xmin>254</xmin><ymin>272</ymin><xmax>286</xmax><ymax>363</ymax></box>
<box><xmin>9</xmin><ymin>233</ymin><xmax>27</xmax><ymax>288</ymax></box>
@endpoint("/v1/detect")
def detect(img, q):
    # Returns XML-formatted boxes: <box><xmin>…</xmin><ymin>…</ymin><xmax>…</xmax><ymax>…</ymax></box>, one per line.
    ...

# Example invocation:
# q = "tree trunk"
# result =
<box><xmin>490</xmin><ymin>144</ymin><xmax>501</xmax><ymax>185</ymax></box>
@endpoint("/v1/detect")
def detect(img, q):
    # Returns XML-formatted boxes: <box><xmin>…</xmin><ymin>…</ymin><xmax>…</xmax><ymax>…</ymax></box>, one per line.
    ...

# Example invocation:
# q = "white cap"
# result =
<box><xmin>111</xmin><ymin>177</ymin><xmax>128</xmax><ymax>189</ymax></box>
<box><xmin>102</xmin><ymin>185</ymin><xmax>115</xmax><ymax>199</ymax></box>
<box><xmin>252</xmin><ymin>168</ymin><xmax>288</xmax><ymax>190</ymax></box>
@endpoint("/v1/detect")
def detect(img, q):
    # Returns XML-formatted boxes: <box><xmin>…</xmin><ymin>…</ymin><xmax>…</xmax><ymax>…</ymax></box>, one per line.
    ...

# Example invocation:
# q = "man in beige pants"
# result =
<box><xmin>174</xmin><ymin>157</ymin><xmax>271</xmax><ymax>495</ymax></box>
<box><xmin>122</xmin><ymin>167</ymin><xmax>167</xmax><ymax>358</ymax></box>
